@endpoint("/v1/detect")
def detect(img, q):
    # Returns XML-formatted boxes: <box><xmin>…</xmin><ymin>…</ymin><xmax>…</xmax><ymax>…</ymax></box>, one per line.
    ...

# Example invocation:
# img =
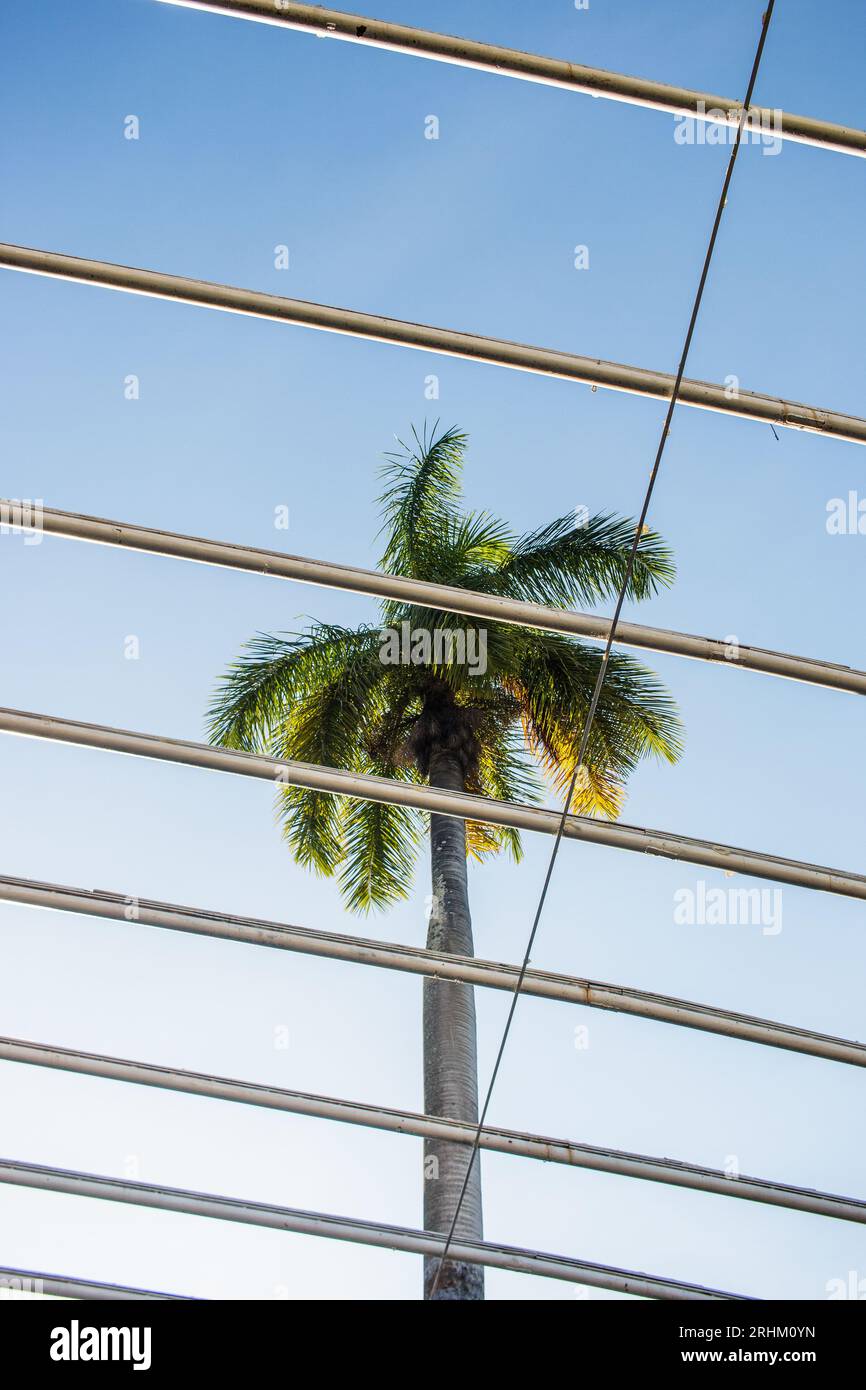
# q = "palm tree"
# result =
<box><xmin>207</xmin><ymin>425</ymin><xmax>682</xmax><ymax>1301</ymax></box>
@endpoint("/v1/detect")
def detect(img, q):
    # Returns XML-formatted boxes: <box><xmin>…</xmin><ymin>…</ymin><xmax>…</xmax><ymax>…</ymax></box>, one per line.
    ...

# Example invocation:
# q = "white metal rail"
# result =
<box><xmin>2</xmin><ymin>706</ymin><xmax>865</xmax><ymax>899</ymax></box>
<box><xmin>5</xmin><ymin>502</ymin><xmax>865</xmax><ymax>696</ymax></box>
<box><xmin>3</xmin><ymin>1034</ymin><xmax>864</xmax><ymax>1224</ymax></box>
<box><xmin>0</xmin><ymin>1157</ymin><xmax>747</xmax><ymax>1299</ymax></box>
<box><xmin>1</xmin><ymin>873</ymin><xmax>863</xmax><ymax>1067</ymax></box>
<box><xmin>1</xmin><ymin>244</ymin><xmax>863</xmax><ymax>445</ymax></box>
<box><xmin>155</xmin><ymin>1</ymin><xmax>866</xmax><ymax>159</ymax></box>
<box><xmin>0</xmin><ymin>1264</ymin><xmax>189</xmax><ymax>1300</ymax></box>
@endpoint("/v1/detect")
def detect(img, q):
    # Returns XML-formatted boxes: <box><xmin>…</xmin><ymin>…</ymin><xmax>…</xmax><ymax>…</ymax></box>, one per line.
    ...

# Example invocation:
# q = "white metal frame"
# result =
<box><xmin>1</xmin><ymin>243</ymin><xmax>863</xmax><ymax>445</ymax></box>
<box><xmin>1</xmin><ymin>0</ymin><xmax>862</xmax><ymax>1302</ymax></box>
<box><xmin>5</xmin><ymin>502</ymin><xmax>864</xmax><ymax>696</ymax></box>
<box><xmin>155</xmin><ymin>1</ymin><xmax>866</xmax><ymax>158</ymax></box>
<box><xmin>3</xmin><ymin>872</ymin><xmax>862</xmax><ymax>1065</ymax></box>
<box><xmin>0</xmin><ymin>1157</ymin><xmax>745</xmax><ymax>1300</ymax></box>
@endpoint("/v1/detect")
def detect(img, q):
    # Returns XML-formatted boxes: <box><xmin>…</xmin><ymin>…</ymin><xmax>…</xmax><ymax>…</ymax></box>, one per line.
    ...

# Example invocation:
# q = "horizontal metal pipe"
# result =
<box><xmin>0</xmin><ymin>1158</ymin><xmax>745</xmax><ymax>1299</ymax></box>
<box><xmin>2</xmin><ymin>873</ymin><xmax>864</xmax><ymax>1067</ymax></box>
<box><xmin>7</xmin><ymin>501</ymin><xmax>866</xmax><ymax>697</ymax></box>
<box><xmin>155</xmin><ymin>1</ymin><xmax>866</xmax><ymax>160</ymax></box>
<box><xmin>1</xmin><ymin>243</ymin><xmax>863</xmax><ymax>445</ymax></box>
<box><xmin>4</xmin><ymin>1033</ymin><xmax>864</xmax><ymax>1225</ymax></box>
<box><xmin>3</xmin><ymin>706</ymin><xmax>866</xmax><ymax>900</ymax></box>
<box><xmin>0</xmin><ymin>1264</ymin><xmax>188</xmax><ymax>1300</ymax></box>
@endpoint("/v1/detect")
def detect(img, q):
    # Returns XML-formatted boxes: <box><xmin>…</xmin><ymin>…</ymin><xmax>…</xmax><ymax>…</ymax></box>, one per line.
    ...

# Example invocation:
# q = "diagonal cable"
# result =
<box><xmin>430</xmin><ymin>0</ymin><xmax>778</xmax><ymax>1298</ymax></box>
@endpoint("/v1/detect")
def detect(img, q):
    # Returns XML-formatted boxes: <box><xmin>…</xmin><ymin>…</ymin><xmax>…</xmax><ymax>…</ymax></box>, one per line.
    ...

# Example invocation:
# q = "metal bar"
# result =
<box><xmin>2</xmin><ymin>872</ymin><xmax>863</xmax><ymax>1067</ymax></box>
<box><xmin>4</xmin><ymin>1033</ymin><xmax>865</xmax><ymax>1225</ymax></box>
<box><xmin>1</xmin><ymin>243</ymin><xmax>863</xmax><ymax>445</ymax></box>
<box><xmin>0</xmin><ymin>1264</ymin><xmax>190</xmax><ymax>1300</ymax></box>
<box><xmin>2</xmin><ymin>706</ymin><xmax>865</xmax><ymax>900</ymax></box>
<box><xmin>6</xmin><ymin>501</ymin><xmax>865</xmax><ymax>696</ymax></box>
<box><xmin>0</xmin><ymin>1158</ymin><xmax>746</xmax><ymax>1299</ymax></box>
<box><xmin>155</xmin><ymin>1</ymin><xmax>866</xmax><ymax>160</ymax></box>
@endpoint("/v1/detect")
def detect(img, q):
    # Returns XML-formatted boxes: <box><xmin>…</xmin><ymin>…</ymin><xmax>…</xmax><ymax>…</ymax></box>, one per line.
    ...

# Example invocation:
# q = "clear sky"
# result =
<box><xmin>0</xmin><ymin>0</ymin><xmax>864</xmax><ymax>1300</ymax></box>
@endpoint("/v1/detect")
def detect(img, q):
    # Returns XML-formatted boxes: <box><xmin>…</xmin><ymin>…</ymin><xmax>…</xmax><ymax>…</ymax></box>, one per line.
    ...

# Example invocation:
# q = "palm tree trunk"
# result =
<box><xmin>423</xmin><ymin>743</ymin><xmax>484</xmax><ymax>1300</ymax></box>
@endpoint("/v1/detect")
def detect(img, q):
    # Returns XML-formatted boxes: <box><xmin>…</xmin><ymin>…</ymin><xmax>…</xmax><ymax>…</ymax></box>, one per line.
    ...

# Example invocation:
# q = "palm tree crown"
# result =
<box><xmin>207</xmin><ymin>423</ymin><xmax>683</xmax><ymax>908</ymax></box>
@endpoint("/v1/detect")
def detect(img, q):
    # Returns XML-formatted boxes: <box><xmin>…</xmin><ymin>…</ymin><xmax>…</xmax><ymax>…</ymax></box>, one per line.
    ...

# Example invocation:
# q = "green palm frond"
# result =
<box><xmin>423</xmin><ymin>511</ymin><xmax>514</xmax><ymax>585</ymax></box>
<box><xmin>465</xmin><ymin>512</ymin><xmax>675</xmax><ymax>607</ymax></box>
<box><xmin>364</xmin><ymin>680</ymin><xmax>424</xmax><ymax>770</ymax></box>
<box><xmin>210</xmin><ymin>621</ymin><xmax>395</xmax><ymax>877</ymax></box>
<box><xmin>338</xmin><ymin>779</ymin><xmax>425</xmax><ymax>911</ymax></box>
<box><xmin>276</xmin><ymin>784</ymin><xmax>346</xmax><ymax>876</ymax></box>
<box><xmin>378</xmin><ymin>423</ymin><xmax>467</xmax><ymax>577</ymax></box>
<box><xmin>270</xmin><ymin>640</ymin><xmax>398</xmax><ymax>875</ymax></box>
<box><xmin>207</xmin><ymin>624</ymin><xmax>383</xmax><ymax>752</ymax></box>
<box><xmin>465</xmin><ymin>721</ymin><xmax>541</xmax><ymax>862</ymax></box>
<box><xmin>510</xmin><ymin>629</ymin><xmax>682</xmax><ymax>817</ymax></box>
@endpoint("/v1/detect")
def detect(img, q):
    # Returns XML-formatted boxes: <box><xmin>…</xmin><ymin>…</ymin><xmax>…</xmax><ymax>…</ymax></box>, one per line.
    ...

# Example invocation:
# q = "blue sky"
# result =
<box><xmin>0</xmin><ymin>0</ymin><xmax>864</xmax><ymax>1300</ymax></box>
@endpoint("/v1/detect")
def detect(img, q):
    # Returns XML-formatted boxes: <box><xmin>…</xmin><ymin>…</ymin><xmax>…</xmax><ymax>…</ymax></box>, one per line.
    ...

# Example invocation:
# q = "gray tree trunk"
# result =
<box><xmin>423</xmin><ymin>744</ymin><xmax>484</xmax><ymax>1300</ymax></box>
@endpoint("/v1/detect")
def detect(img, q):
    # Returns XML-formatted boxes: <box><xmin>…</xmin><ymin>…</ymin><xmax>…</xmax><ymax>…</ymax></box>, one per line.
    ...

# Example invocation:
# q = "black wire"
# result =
<box><xmin>429</xmin><ymin>0</ymin><xmax>777</xmax><ymax>1299</ymax></box>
